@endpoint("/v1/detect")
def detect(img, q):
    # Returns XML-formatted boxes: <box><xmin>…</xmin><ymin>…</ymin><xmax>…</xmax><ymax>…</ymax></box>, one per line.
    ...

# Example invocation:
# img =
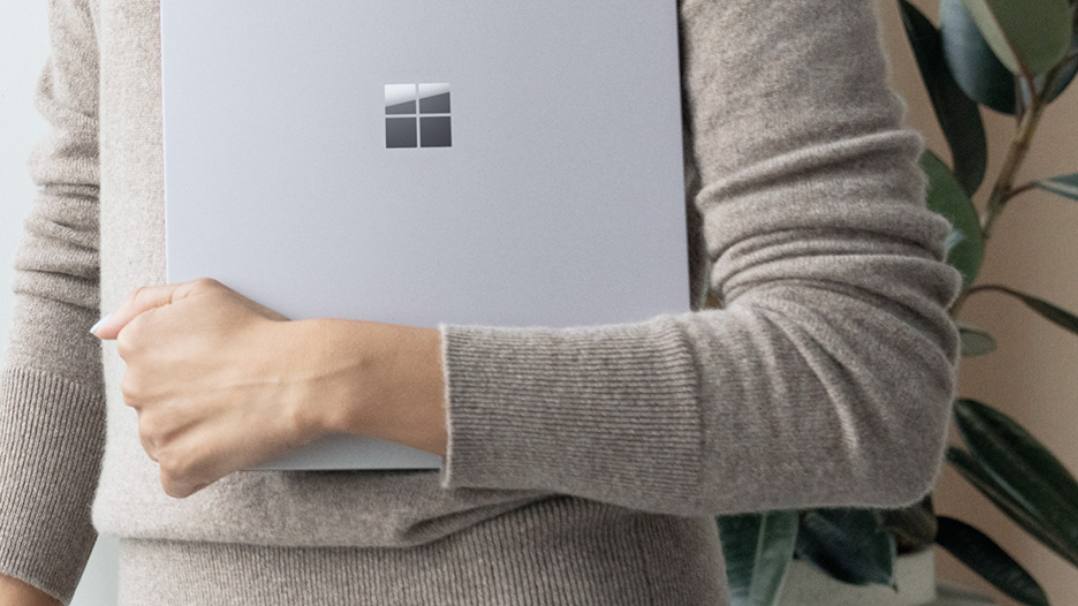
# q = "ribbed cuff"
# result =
<box><xmin>437</xmin><ymin>315</ymin><xmax>704</xmax><ymax>512</ymax></box>
<box><xmin>0</xmin><ymin>367</ymin><xmax>106</xmax><ymax>605</ymax></box>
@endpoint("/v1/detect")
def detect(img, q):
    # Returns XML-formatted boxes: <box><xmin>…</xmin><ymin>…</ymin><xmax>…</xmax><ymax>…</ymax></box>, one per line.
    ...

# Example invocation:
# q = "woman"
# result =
<box><xmin>0</xmin><ymin>0</ymin><xmax>962</xmax><ymax>604</ymax></box>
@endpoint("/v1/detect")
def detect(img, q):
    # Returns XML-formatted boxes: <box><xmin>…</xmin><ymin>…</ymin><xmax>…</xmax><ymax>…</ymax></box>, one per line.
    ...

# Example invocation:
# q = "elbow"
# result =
<box><xmin>894</xmin><ymin>331</ymin><xmax>959</xmax><ymax>507</ymax></box>
<box><xmin>866</xmin><ymin>349</ymin><xmax>956</xmax><ymax>508</ymax></box>
<box><xmin>697</xmin><ymin>266</ymin><xmax>961</xmax><ymax>514</ymax></box>
<box><xmin>826</xmin><ymin>282</ymin><xmax>960</xmax><ymax>509</ymax></box>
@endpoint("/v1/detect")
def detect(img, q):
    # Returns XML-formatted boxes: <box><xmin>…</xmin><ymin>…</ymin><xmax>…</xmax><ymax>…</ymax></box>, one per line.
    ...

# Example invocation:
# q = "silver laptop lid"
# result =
<box><xmin>161</xmin><ymin>0</ymin><xmax>688</xmax><ymax>469</ymax></box>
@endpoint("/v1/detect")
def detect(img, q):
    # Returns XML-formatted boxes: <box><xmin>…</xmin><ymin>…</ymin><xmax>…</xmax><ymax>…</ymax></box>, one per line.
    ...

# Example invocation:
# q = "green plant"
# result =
<box><xmin>715</xmin><ymin>1</ymin><xmax>1078</xmax><ymax>605</ymax></box>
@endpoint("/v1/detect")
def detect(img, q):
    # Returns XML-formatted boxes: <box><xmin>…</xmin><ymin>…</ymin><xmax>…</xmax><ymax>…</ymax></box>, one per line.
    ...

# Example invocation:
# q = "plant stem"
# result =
<box><xmin>980</xmin><ymin>90</ymin><xmax>1047</xmax><ymax>241</ymax></box>
<box><xmin>949</xmin><ymin>284</ymin><xmax>1001</xmax><ymax>318</ymax></box>
<box><xmin>952</xmin><ymin>64</ymin><xmax>1066</xmax><ymax>318</ymax></box>
<box><xmin>950</xmin><ymin>286</ymin><xmax>974</xmax><ymax>318</ymax></box>
<box><xmin>1008</xmin><ymin>181</ymin><xmax>1038</xmax><ymax>199</ymax></box>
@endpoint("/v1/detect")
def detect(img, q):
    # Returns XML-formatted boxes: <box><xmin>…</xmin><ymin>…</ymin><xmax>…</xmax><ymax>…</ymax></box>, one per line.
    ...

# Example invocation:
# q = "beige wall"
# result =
<box><xmin>875</xmin><ymin>1</ymin><xmax>1078</xmax><ymax>604</ymax></box>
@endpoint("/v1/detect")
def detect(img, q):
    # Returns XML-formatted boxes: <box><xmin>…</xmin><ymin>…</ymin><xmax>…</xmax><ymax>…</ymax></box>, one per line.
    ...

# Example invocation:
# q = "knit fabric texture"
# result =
<box><xmin>0</xmin><ymin>0</ymin><xmax>963</xmax><ymax>603</ymax></box>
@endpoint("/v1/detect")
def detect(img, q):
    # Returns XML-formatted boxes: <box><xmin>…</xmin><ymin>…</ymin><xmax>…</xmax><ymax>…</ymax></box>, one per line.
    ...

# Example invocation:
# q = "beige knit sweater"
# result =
<box><xmin>0</xmin><ymin>0</ymin><xmax>962</xmax><ymax>603</ymax></box>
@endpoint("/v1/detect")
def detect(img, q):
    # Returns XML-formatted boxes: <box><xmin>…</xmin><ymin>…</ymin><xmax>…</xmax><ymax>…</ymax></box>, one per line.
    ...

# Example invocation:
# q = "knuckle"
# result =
<box><xmin>139</xmin><ymin>432</ymin><xmax>159</xmax><ymax>462</ymax></box>
<box><xmin>160</xmin><ymin>473</ymin><xmax>188</xmax><ymax>499</ymax></box>
<box><xmin>120</xmin><ymin>374</ymin><xmax>142</xmax><ymax>406</ymax></box>
<box><xmin>193</xmin><ymin>277</ymin><xmax>221</xmax><ymax>290</ymax></box>
<box><xmin>129</xmin><ymin>285</ymin><xmax>149</xmax><ymax>307</ymax></box>
<box><xmin>115</xmin><ymin>331</ymin><xmax>133</xmax><ymax>359</ymax></box>
<box><xmin>115</xmin><ymin>321</ymin><xmax>143</xmax><ymax>359</ymax></box>
<box><xmin>137</xmin><ymin>410</ymin><xmax>163</xmax><ymax>441</ymax></box>
<box><xmin>157</xmin><ymin>448</ymin><xmax>177</xmax><ymax>473</ymax></box>
<box><xmin>116</xmin><ymin>312</ymin><xmax>154</xmax><ymax>360</ymax></box>
<box><xmin>158</xmin><ymin>448</ymin><xmax>194</xmax><ymax>479</ymax></box>
<box><xmin>159</xmin><ymin>451</ymin><xmax>213</xmax><ymax>499</ymax></box>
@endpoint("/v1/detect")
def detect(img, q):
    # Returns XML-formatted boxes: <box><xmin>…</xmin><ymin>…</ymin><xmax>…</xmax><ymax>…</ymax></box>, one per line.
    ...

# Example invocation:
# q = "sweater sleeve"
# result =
<box><xmin>0</xmin><ymin>0</ymin><xmax>106</xmax><ymax>603</ymax></box>
<box><xmin>436</xmin><ymin>0</ymin><xmax>963</xmax><ymax>517</ymax></box>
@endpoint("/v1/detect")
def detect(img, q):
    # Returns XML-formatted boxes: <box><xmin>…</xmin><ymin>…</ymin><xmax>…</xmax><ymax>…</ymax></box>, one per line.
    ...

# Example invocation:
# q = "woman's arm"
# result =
<box><xmin>0</xmin><ymin>0</ymin><xmax>106</xmax><ymax>602</ymax></box>
<box><xmin>427</xmin><ymin>0</ymin><xmax>961</xmax><ymax>515</ymax></box>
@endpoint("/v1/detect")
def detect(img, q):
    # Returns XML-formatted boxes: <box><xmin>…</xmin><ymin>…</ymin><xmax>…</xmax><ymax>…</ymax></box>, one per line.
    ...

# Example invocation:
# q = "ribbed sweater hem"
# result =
<box><xmin>114</xmin><ymin>496</ymin><xmax>728</xmax><ymax>606</ymax></box>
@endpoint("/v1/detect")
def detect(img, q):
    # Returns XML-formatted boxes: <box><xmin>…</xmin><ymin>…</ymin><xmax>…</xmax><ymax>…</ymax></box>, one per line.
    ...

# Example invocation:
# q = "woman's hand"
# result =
<box><xmin>92</xmin><ymin>278</ymin><xmax>317</xmax><ymax>497</ymax></box>
<box><xmin>92</xmin><ymin>278</ymin><xmax>448</xmax><ymax>499</ymax></box>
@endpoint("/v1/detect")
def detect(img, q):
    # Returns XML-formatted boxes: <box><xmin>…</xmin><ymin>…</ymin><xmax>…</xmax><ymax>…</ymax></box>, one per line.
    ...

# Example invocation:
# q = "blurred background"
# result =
<box><xmin>1</xmin><ymin>1</ymin><xmax>1075</xmax><ymax>605</ymax></box>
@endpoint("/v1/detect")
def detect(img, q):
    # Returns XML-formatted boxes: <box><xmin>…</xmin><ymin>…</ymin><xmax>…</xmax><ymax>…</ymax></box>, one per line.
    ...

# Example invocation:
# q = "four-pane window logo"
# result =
<box><xmin>385</xmin><ymin>83</ymin><xmax>452</xmax><ymax>148</ymax></box>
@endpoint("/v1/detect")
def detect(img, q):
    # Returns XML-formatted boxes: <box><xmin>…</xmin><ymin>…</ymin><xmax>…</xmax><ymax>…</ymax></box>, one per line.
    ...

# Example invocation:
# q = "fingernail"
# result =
<box><xmin>90</xmin><ymin>313</ymin><xmax>112</xmax><ymax>335</ymax></box>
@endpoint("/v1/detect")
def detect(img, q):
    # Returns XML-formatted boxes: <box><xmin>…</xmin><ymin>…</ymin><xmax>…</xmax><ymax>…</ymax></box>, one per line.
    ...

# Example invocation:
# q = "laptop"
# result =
<box><xmin>160</xmin><ymin>0</ymin><xmax>689</xmax><ymax>470</ymax></box>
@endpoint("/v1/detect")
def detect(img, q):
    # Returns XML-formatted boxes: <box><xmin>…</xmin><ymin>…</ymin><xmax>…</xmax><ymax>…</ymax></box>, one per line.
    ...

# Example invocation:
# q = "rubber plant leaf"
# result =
<box><xmin>717</xmin><ymin>511</ymin><xmax>800</xmax><ymax>606</ymax></box>
<box><xmin>899</xmin><ymin>0</ymin><xmax>987</xmax><ymax>196</ymax></box>
<box><xmin>794</xmin><ymin>508</ymin><xmax>896</xmax><ymax>588</ymax></box>
<box><xmin>935</xmin><ymin>516</ymin><xmax>1049</xmax><ymax>606</ymax></box>
<box><xmin>1045</xmin><ymin>30</ymin><xmax>1078</xmax><ymax>102</ymax></box>
<box><xmin>988</xmin><ymin>285</ymin><xmax>1078</xmax><ymax>336</ymax></box>
<box><xmin>953</xmin><ymin>399</ymin><xmax>1078</xmax><ymax>560</ymax></box>
<box><xmin>959</xmin><ymin>0</ymin><xmax>1073</xmax><ymax>76</ymax></box>
<box><xmin>940</xmin><ymin>0</ymin><xmax>1016</xmax><ymax>114</ymax></box>
<box><xmin>948</xmin><ymin>446</ymin><xmax>1078</xmax><ymax>567</ymax></box>
<box><xmin>1037</xmin><ymin>173</ymin><xmax>1078</xmax><ymax>202</ymax></box>
<box><xmin>957</xmin><ymin>322</ymin><xmax>996</xmax><ymax>357</ymax></box>
<box><xmin>920</xmin><ymin>150</ymin><xmax>985</xmax><ymax>289</ymax></box>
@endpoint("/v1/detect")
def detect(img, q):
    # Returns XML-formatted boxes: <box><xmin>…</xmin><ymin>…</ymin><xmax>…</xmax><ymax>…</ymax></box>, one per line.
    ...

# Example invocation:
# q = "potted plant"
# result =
<box><xmin>713</xmin><ymin>1</ymin><xmax>1078</xmax><ymax>605</ymax></box>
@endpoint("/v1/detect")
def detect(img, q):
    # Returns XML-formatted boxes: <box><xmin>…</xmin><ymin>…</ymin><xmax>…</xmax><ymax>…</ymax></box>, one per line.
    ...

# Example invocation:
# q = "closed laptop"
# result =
<box><xmin>161</xmin><ymin>0</ymin><xmax>689</xmax><ymax>470</ymax></box>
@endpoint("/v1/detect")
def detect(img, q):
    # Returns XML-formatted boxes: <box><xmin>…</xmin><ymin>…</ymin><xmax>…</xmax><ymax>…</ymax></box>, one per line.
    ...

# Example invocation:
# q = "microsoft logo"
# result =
<box><xmin>385</xmin><ymin>83</ymin><xmax>452</xmax><ymax>149</ymax></box>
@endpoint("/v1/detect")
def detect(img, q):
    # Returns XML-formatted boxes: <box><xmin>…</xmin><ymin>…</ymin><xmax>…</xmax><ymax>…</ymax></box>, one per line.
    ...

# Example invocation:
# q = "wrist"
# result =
<box><xmin>289</xmin><ymin>318</ymin><xmax>448</xmax><ymax>457</ymax></box>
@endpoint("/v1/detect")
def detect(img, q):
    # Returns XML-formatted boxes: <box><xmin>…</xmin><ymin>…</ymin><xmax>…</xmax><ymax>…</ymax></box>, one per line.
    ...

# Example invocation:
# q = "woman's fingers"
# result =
<box><xmin>91</xmin><ymin>278</ymin><xmax>221</xmax><ymax>340</ymax></box>
<box><xmin>156</xmin><ymin>418</ymin><xmax>295</xmax><ymax>499</ymax></box>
